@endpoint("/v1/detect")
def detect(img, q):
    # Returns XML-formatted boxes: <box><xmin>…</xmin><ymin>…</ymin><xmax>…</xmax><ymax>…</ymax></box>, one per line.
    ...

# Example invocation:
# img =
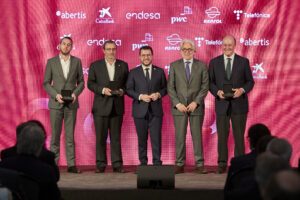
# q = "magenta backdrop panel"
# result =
<box><xmin>0</xmin><ymin>0</ymin><xmax>299</xmax><ymax>166</ymax></box>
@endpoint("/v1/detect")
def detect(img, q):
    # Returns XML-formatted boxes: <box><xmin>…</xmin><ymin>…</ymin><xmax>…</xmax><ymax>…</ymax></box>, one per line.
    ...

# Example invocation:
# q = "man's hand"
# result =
<box><xmin>140</xmin><ymin>94</ymin><xmax>152</xmax><ymax>102</ymax></box>
<box><xmin>56</xmin><ymin>94</ymin><xmax>64</xmax><ymax>104</ymax></box>
<box><xmin>233</xmin><ymin>88</ymin><xmax>244</xmax><ymax>98</ymax></box>
<box><xmin>176</xmin><ymin>103</ymin><xmax>188</xmax><ymax>113</ymax></box>
<box><xmin>150</xmin><ymin>92</ymin><xmax>160</xmax><ymax>101</ymax></box>
<box><xmin>103</xmin><ymin>87</ymin><xmax>112</xmax><ymax>96</ymax></box>
<box><xmin>187</xmin><ymin>101</ymin><xmax>198</xmax><ymax>113</ymax></box>
<box><xmin>71</xmin><ymin>93</ymin><xmax>76</xmax><ymax>103</ymax></box>
<box><xmin>118</xmin><ymin>89</ymin><xmax>124</xmax><ymax>96</ymax></box>
<box><xmin>217</xmin><ymin>90</ymin><xmax>225</xmax><ymax>99</ymax></box>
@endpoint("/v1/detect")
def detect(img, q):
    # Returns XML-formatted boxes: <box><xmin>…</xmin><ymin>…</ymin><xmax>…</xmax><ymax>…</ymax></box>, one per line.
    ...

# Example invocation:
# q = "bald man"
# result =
<box><xmin>209</xmin><ymin>35</ymin><xmax>254</xmax><ymax>173</ymax></box>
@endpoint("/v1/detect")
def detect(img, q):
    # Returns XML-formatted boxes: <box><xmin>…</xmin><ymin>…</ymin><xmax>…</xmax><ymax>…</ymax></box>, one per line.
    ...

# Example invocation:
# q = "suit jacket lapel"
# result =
<box><xmin>189</xmin><ymin>61</ymin><xmax>198</xmax><ymax>84</ymax></box>
<box><xmin>55</xmin><ymin>56</ymin><xmax>66</xmax><ymax>81</ymax></box>
<box><xmin>113</xmin><ymin>60</ymin><xmax>121</xmax><ymax>81</ymax></box>
<box><xmin>231</xmin><ymin>54</ymin><xmax>239</xmax><ymax>80</ymax></box>
<box><xmin>218</xmin><ymin>56</ymin><xmax>226</xmax><ymax>80</ymax></box>
<box><xmin>66</xmin><ymin>56</ymin><xmax>75</xmax><ymax>82</ymax></box>
<box><xmin>178</xmin><ymin>59</ymin><xmax>188</xmax><ymax>84</ymax></box>
<box><xmin>101</xmin><ymin>60</ymin><xmax>110</xmax><ymax>82</ymax></box>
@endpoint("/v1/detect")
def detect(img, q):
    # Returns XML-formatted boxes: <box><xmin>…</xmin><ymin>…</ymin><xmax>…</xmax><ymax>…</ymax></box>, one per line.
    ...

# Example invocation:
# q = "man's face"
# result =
<box><xmin>222</xmin><ymin>37</ymin><xmax>236</xmax><ymax>57</ymax></box>
<box><xmin>180</xmin><ymin>42</ymin><xmax>195</xmax><ymax>60</ymax></box>
<box><xmin>139</xmin><ymin>49</ymin><xmax>153</xmax><ymax>66</ymax></box>
<box><xmin>103</xmin><ymin>43</ymin><xmax>117</xmax><ymax>60</ymax></box>
<box><xmin>59</xmin><ymin>38</ymin><xmax>72</xmax><ymax>56</ymax></box>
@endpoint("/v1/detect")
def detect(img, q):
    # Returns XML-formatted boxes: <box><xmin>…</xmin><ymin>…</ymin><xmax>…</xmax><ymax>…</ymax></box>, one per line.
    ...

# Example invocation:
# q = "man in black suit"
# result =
<box><xmin>209</xmin><ymin>35</ymin><xmax>254</xmax><ymax>173</ymax></box>
<box><xmin>224</xmin><ymin>123</ymin><xmax>271</xmax><ymax>200</ymax></box>
<box><xmin>126</xmin><ymin>46</ymin><xmax>167</xmax><ymax>166</ymax></box>
<box><xmin>0</xmin><ymin>120</ymin><xmax>60</xmax><ymax>182</ymax></box>
<box><xmin>88</xmin><ymin>40</ymin><xmax>128</xmax><ymax>173</ymax></box>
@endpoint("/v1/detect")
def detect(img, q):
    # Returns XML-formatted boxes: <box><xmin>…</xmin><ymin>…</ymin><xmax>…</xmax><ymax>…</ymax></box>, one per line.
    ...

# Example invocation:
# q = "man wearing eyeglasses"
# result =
<box><xmin>168</xmin><ymin>39</ymin><xmax>209</xmax><ymax>174</ymax></box>
<box><xmin>88</xmin><ymin>40</ymin><xmax>128</xmax><ymax>173</ymax></box>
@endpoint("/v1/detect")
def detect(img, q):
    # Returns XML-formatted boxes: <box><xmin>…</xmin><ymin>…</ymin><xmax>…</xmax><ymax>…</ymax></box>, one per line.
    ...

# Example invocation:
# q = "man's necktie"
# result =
<box><xmin>226</xmin><ymin>58</ymin><xmax>232</xmax><ymax>80</ymax></box>
<box><xmin>145</xmin><ymin>68</ymin><xmax>150</xmax><ymax>82</ymax></box>
<box><xmin>185</xmin><ymin>61</ymin><xmax>191</xmax><ymax>81</ymax></box>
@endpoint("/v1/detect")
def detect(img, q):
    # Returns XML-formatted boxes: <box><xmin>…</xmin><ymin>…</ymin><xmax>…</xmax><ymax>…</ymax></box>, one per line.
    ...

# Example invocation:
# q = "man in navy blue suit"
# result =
<box><xmin>126</xmin><ymin>46</ymin><xmax>167</xmax><ymax>166</ymax></box>
<box><xmin>209</xmin><ymin>35</ymin><xmax>255</xmax><ymax>173</ymax></box>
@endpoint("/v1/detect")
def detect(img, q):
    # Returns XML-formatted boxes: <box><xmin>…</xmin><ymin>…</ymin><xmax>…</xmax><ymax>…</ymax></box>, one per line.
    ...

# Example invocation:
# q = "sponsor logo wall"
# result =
<box><xmin>1</xmin><ymin>0</ymin><xmax>299</xmax><ymax>166</ymax></box>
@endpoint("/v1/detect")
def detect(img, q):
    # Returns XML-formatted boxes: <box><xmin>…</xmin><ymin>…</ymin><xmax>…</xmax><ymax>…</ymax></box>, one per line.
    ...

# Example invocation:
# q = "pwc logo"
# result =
<box><xmin>56</xmin><ymin>10</ymin><xmax>86</xmax><ymax>19</ymax></box>
<box><xmin>171</xmin><ymin>6</ymin><xmax>192</xmax><ymax>24</ymax></box>
<box><xmin>132</xmin><ymin>33</ymin><xmax>154</xmax><ymax>51</ymax></box>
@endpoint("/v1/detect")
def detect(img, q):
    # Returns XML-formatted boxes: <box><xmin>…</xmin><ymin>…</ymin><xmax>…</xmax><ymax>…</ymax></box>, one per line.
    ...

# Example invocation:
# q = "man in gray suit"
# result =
<box><xmin>43</xmin><ymin>36</ymin><xmax>84</xmax><ymax>173</ymax></box>
<box><xmin>209</xmin><ymin>35</ymin><xmax>254</xmax><ymax>173</ymax></box>
<box><xmin>168</xmin><ymin>39</ymin><xmax>209</xmax><ymax>174</ymax></box>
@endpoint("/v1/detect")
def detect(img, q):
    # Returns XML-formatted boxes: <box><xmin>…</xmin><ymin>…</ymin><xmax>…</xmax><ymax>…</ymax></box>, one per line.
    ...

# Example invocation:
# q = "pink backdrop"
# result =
<box><xmin>0</xmin><ymin>0</ymin><xmax>299</xmax><ymax>166</ymax></box>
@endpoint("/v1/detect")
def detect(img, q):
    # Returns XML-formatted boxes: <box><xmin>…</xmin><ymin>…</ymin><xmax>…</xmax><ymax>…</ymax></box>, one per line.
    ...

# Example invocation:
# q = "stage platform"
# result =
<box><xmin>58</xmin><ymin>166</ymin><xmax>226</xmax><ymax>200</ymax></box>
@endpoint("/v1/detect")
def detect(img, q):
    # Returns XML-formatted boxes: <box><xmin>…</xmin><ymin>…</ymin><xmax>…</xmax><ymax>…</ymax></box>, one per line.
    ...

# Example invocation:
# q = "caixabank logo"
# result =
<box><xmin>252</xmin><ymin>62</ymin><xmax>268</xmax><ymax>79</ymax></box>
<box><xmin>95</xmin><ymin>7</ymin><xmax>114</xmax><ymax>24</ymax></box>
<box><xmin>56</xmin><ymin>10</ymin><xmax>86</xmax><ymax>19</ymax></box>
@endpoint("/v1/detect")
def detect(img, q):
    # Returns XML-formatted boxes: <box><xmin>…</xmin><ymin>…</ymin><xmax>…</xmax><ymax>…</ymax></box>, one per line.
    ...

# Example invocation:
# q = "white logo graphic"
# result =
<box><xmin>56</xmin><ymin>11</ymin><xmax>86</xmax><ymax>19</ymax></box>
<box><xmin>181</xmin><ymin>6</ymin><xmax>192</xmax><ymax>15</ymax></box>
<box><xmin>165</xmin><ymin>65</ymin><xmax>170</xmax><ymax>75</ymax></box>
<box><xmin>96</xmin><ymin>7</ymin><xmax>114</xmax><ymax>23</ymax></box>
<box><xmin>194</xmin><ymin>37</ymin><xmax>222</xmax><ymax>47</ymax></box>
<box><xmin>87</xmin><ymin>38</ymin><xmax>122</xmax><ymax>47</ymax></box>
<box><xmin>165</xmin><ymin>34</ymin><xmax>182</xmax><ymax>51</ymax></box>
<box><xmin>83</xmin><ymin>67</ymin><xmax>89</xmax><ymax>76</ymax></box>
<box><xmin>234</xmin><ymin>10</ymin><xmax>271</xmax><ymax>20</ymax></box>
<box><xmin>203</xmin><ymin>7</ymin><xmax>222</xmax><ymax>24</ymax></box>
<box><xmin>233</xmin><ymin>10</ymin><xmax>243</xmax><ymax>20</ymax></box>
<box><xmin>99</xmin><ymin>7</ymin><xmax>112</xmax><ymax>18</ymax></box>
<box><xmin>240</xmin><ymin>38</ymin><xmax>270</xmax><ymax>46</ymax></box>
<box><xmin>205</xmin><ymin>7</ymin><xmax>220</xmax><ymax>18</ymax></box>
<box><xmin>132</xmin><ymin>33</ymin><xmax>153</xmax><ymax>51</ymax></box>
<box><xmin>126</xmin><ymin>11</ymin><xmax>160</xmax><ymax>20</ymax></box>
<box><xmin>171</xmin><ymin>6</ymin><xmax>192</xmax><ymax>24</ymax></box>
<box><xmin>252</xmin><ymin>63</ymin><xmax>267</xmax><ymax>79</ymax></box>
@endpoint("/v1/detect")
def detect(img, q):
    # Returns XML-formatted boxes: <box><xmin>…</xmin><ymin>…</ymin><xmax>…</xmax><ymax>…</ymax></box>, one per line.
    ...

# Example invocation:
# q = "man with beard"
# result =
<box><xmin>126</xmin><ymin>46</ymin><xmax>167</xmax><ymax>166</ymax></box>
<box><xmin>43</xmin><ymin>36</ymin><xmax>84</xmax><ymax>173</ymax></box>
<box><xmin>88</xmin><ymin>40</ymin><xmax>128</xmax><ymax>173</ymax></box>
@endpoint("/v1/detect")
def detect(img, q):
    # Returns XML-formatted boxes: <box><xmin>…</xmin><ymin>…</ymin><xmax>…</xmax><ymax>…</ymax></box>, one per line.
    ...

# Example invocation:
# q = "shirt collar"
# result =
<box><xmin>59</xmin><ymin>54</ymin><xmax>71</xmax><ymax>61</ymax></box>
<box><xmin>142</xmin><ymin>64</ymin><xmax>152</xmax><ymax>70</ymax></box>
<box><xmin>183</xmin><ymin>59</ymin><xmax>193</xmax><ymax>64</ymax></box>
<box><xmin>224</xmin><ymin>53</ymin><xmax>235</xmax><ymax>60</ymax></box>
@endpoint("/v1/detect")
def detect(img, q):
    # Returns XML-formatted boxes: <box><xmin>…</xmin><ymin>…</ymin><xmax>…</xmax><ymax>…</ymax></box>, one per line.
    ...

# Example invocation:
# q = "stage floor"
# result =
<box><xmin>58</xmin><ymin>166</ymin><xmax>226</xmax><ymax>200</ymax></box>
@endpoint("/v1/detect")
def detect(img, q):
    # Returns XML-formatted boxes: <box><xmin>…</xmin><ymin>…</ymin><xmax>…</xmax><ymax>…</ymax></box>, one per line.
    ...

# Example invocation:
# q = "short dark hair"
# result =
<box><xmin>139</xmin><ymin>45</ymin><xmax>153</xmax><ymax>55</ymax></box>
<box><xmin>248</xmin><ymin>123</ymin><xmax>271</xmax><ymax>149</ymax></box>
<box><xmin>60</xmin><ymin>36</ymin><xmax>73</xmax><ymax>45</ymax></box>
<box><xmin>103</xmin><ymin>40</ymin><xmax>116</xmax><ymax>50</ymax></box>
<box><xmin>16</xmin><ymin>120</ymin><xmax>47</xmax><ymax>139</ymax></box>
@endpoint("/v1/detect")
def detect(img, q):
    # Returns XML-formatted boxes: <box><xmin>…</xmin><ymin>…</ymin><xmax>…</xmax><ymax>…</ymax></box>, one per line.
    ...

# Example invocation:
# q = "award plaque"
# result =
<box><xmin>223</xmin><ymin>84</ymin><xmax>234</xmax><ymax>99</ymax></box>
<box><xmin>108</xmin><ymin>81</ymin><xmax>121</xmax><ymax>96</ymax></box>
<box><xmin>61</xmin><ymin>90</ymin><xmax>73</xmax><ymax>103</ymax></box>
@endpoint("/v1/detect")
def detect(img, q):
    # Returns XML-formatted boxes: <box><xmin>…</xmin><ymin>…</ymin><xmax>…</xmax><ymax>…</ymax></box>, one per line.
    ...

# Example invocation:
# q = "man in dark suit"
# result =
<box><xmin>209</xmin><ymin>35</ymin><xmax>254</xmax><ymax>173</ymax></box>
<box><xmin>168</xmin><ymin>39</ymin><xmax>209</xmax><ymax>174</ymax></box>
<box><xmin>1</xmin><ymin>120</ymin><xmax>60</xmax><ymax>182</ymax></box>
<box><xmin>43</xmin><ymin>36</ymin><xmax>84</xmax><ymax>173</ymax></box>
<box><xmin>88</xmin><ymin>40</ymin><xmax>128</xmax><ymax>173</ymax></box>
<box><xmin>126</xmin><ymin>46</ymin><xmax>167</xmax><ymax>166</ymax></box>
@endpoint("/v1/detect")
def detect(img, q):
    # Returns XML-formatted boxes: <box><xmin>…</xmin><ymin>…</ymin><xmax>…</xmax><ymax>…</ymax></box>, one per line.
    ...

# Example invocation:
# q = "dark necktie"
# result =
<box><xmin>145</xmin><ymin>68</ymin><xmax>150</xmax><ymax>82</ymax></box>
<box><xmin>226</xmin><ymin>58</ymin><xmax>232</xmax><ymax>80</ymax></box>
<box><xmin>185</xmin><ymin>61</ymin><xmax>191</xmax><ymax>81</ymax></box>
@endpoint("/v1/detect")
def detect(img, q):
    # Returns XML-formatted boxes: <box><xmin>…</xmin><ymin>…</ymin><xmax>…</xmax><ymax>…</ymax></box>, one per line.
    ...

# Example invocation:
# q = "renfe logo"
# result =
<box><xmin>56</xmin><ymin>11</ymin><xmax>86</xmax><ymax>19</ymax></box>
<box><xmin>126</xmin><ymin>11</ymin><xmax>160</xmax><ymax>20</ymax></box>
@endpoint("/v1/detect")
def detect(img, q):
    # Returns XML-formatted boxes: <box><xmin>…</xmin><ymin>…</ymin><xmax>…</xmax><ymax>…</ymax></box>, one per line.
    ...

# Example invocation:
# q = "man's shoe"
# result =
<box><xmin>174</xmin><ymin>165</ymin><xmax>184</xmax><ymax>174</ymax></box>
<box><xmin>113</xmin><ymin>167</ymin><xmax>125</xmax><ymax>173</ymax></box>
<box><xmin>194</xmin><ymin>166</ymin><xmax>208</xmax><ymax>174</ymax></box>
<box><xmin>67</xmin><ymin>166</ymin><xmax>81</xmax><ymax>174</ymax></box>
<box><xmin>95</xmin><ymin>167</ymin><xmax>105</xmax><ymax>173</ymax></box>
<box><xmin>216</xmin><ymin>165</ymin><xmax>227</xmax><ymax>174</ymax></box>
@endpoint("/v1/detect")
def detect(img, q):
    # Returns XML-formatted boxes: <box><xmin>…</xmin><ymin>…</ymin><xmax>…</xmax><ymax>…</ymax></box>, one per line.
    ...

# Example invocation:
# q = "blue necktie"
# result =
<box><xmin>185</xmin><ymin>61</ymin><xmax>191</xmax><ymax>81</ymax></box>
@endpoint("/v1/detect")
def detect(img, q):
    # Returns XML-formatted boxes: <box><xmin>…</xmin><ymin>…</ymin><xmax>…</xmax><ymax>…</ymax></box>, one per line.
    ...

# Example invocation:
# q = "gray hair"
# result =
<box><xmin>16</xmin><ymin>123</ymin><xmax>45</xmax><ymax>157</ymax></box>
<box><xmin>180</xmin><ymin>39</ymin><xmax>196</xmax><ymax>50</ymax></box>
<box><xmin>267</xmin><ymin>138</ymin><xmax>293</xmax><ymax>162</ymax></box>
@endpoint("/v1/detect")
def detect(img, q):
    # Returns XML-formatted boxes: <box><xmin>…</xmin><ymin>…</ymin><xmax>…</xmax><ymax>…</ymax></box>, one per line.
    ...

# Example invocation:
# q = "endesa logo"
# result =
<box><xmin>87</xmin><ymin>38</ymin><xmax>122</xmax><ymax>47</ymax></box>
<box><xmin>125</xmin><ymin>11</ymin><xmax>160</xmax><ymax>20</ymax></box>
<box><xmin>56</xmin><ymin>11</ymin><xmax>86</xmax><ymax>19</ymax></box>
<box><xmin>240</xmin><ymin>38</ymin><xmax>270</xmax><ymax>46</ymax></box>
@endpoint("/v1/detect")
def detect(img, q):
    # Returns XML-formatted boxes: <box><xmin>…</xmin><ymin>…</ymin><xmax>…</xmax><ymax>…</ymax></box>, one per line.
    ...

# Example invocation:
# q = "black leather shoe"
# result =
<box><xmin>216</xmin><ymin>165</ymin><xmax>227</xmax><ymax>174</ymax></box>
<box><xmin>95</xmin><ymin>167</ymin><xmax>105</xmax><ymax>173</ymax></box>
<box><xmin>194</xmin><ymin>166</ymin><xmax>208</xmax><ymax>174</ymax></box>
<box><xmin>174</xmin><ymin>165</ymin><xmax>184</xmax><ymax>174</ymax></box>
<box><xmin>67</xmin><ymin>166</ymin><xmax>81</xmax><ymax>173</ymax></box>
<box><xmin>113</xmin><ymin>167</ymin><xmax>125</xmax><ymax>173</ymax></box>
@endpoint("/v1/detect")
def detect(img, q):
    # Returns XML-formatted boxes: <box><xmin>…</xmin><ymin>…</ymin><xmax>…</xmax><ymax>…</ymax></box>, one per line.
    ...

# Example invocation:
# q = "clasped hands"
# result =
<box><xmin>103</xmin><ymin>87</ymin><xmax>124</xmax><ymax>96</ymax></box>
<box><xmin>56</xmin><ymin>93</ymin><xmax>76</xmax><ymax>104</ymax></box>
<box><xmin>140</xmin><ymin>93</ymin><xmax>160</xmax><ymax>102</ymax></box>
<box><xmin>176</xmin><ymin>102</ymin><xmax>198</xmax><ymax>113</ymax></box>
<box><xmin>217</xmin><ymin>88</ymin><xmax>244</xmax><ymax>99</ymax></box>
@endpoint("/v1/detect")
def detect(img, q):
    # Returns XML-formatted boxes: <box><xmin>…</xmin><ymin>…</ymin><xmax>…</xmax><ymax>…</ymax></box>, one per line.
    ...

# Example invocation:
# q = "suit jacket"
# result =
<box><xmin>1</xmin><ymin>146</ymin><xmax>60</xmax><ymax>182</ymax></box>
<box><xmin>43</xmin><ymin>55</ymin><xmax>85</xmax><ymax>110</ymax></box>
<box><xmin>209</xmin><ymin>54</ymin><xmax>254</xmax><ymax>115</ymax></box>
<box><xmin>0</xmin><ymin>155</ymin><xmax>61</xmax><ymax>200</ymax></box>
<box><xmin>126</xmin><ymin>65</ymin><xmax>167</xmax><ymax>118</ymax></box>
<box><xmin>88</xmin><ymin>59</ymin><xmax>128</xmax><ymax>116</ymax></box>
<box><xmin>167</xmin><ymin>59</ymin><xmax>209</xmax><ymax>116</ymax></box>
